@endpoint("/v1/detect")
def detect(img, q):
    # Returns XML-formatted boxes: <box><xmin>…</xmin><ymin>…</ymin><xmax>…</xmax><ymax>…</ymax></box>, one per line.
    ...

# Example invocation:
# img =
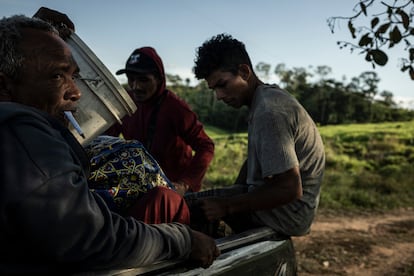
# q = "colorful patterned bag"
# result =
<box><xmin>84</xmin><ymin>135</ymin><xmax>174</xmax><ymax>215</ymax></box>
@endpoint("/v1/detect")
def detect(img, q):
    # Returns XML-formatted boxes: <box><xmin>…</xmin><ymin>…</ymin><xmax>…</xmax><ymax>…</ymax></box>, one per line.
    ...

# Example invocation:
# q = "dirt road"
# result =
<box><xmin>292</xmin><ymin>208</ymin><xmax>414</xmax><ymax>275</ymax></box>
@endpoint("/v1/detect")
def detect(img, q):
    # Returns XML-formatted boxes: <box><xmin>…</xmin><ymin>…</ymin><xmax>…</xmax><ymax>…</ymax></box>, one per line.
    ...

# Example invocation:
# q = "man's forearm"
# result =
<box><xmin>227</xmin><ymin>167</ymin><xmax>302</xmax><ymax>214</ymax></box>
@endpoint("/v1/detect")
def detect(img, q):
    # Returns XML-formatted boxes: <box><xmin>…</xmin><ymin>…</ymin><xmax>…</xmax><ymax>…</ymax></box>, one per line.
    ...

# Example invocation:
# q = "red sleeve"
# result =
<box><xmin>174</xmin><ymin>101</ymin><xmax>214</xmax><ymax>192</ymax></box>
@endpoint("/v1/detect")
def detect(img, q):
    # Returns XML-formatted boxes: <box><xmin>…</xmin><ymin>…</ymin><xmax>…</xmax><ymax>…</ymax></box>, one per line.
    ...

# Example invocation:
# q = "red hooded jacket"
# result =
<box><xmin>106</xmin><ymin>47</ymin><xmax>214</xmax><ymax>192</ymax></box>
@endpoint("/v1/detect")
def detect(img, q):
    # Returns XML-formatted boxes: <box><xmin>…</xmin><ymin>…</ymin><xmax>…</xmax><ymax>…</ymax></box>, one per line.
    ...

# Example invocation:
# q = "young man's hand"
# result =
<box><xmin>198</xmin><ymin>197</ymin><xmax>230</xmax><ymax>221</ymax></box>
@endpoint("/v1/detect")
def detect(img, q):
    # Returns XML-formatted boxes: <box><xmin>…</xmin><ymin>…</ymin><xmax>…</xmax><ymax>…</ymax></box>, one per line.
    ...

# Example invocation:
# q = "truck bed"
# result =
<box><xmin>74</xmin><ymin>227</ymin><xmax>297</xmax><ymax>276</ymax></box>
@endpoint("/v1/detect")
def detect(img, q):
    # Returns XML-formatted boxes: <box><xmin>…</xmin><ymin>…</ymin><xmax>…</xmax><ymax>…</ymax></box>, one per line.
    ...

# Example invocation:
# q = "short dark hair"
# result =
<box><xmin>0</xmin><ymin>15</ymin><xmax>57</xmax><ymax>80</ymax></box>
<box><xmin>193</xmin><ymin>33</ymin><xmax>253</xmax><ymax>80</ymax></box>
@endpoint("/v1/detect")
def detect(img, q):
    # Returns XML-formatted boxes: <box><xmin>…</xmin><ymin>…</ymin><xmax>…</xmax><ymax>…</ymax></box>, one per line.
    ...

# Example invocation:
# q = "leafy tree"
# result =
<box><xmin>380</xmin><ymin>90</ymin><xmax>396</xmax><ymax>106</ymax></box>
<box><xmin>328</xmin><ymin>0</ymin><xmax>414</xmax><ymax>80</ymax></box>
<box><xmin>255</xmin><ymin>62</ymin><xmax>272</xmax><ymax>81</ymax></box>
<box><xmin>359</xmin><ymin>71</ymin><xmax>380</xmax><ymax>99</ymax></box>
<box><xmin>274</xmin><ymin>63</ymin><xmax>293</xmax><ymax>88</ymax></box>
<box><xmin>314</xmin><ymin>65</ymin><xmax>333</xmax><ymax>83</ymax></box>
<box><xmin>185</xmin><ymin>78</ymin><xmax>191</xmax><ymax>87</ymax></box>
<box><xmin>274</xmin><ymin>63</ymin><xmax>312</xmax><ymax>97</ymax></box>
<box><xmin>166</xmin><ymin>73</ymin><xmax>183</xmax><ymax>86</ymax></box>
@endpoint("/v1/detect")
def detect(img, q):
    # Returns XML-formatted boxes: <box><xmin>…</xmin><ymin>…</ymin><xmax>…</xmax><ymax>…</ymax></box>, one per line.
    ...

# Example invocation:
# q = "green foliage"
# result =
<box><xmin>328</xmin><ymin>0</ymin><xmax>414</xmax><ymax>80</ymax></box>
<box><xmin>202</xmin><ymin>132</ymin><xmax>248</xmax><ymax>188</ymax></box>
<box><xmin>203</xmin><ymin>121</ymin><xmax>414</xmax><ymax>212</ymax></box>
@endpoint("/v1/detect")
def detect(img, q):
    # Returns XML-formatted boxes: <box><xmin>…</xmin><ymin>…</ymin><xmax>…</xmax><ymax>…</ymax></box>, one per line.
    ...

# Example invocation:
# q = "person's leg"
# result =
<box><xmin>127</xmin><ymin>186</ymin><xmax>190</xmax><ymax>224</ymax></box>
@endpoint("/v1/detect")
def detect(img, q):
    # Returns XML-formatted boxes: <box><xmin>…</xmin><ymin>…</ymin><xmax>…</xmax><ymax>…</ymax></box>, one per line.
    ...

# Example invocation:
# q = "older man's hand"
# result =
<box><xmin>189</xmin><ymin>230</ymin><xmax>220</xmax><ymax>268</ymax></box>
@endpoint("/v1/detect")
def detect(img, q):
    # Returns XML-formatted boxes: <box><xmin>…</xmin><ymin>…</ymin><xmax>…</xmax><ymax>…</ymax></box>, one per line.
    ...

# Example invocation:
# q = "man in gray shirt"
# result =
<box><xmin>191</xmin><ymin>33</ymin><xmax>325</xmax><ymax>237</ymax></box>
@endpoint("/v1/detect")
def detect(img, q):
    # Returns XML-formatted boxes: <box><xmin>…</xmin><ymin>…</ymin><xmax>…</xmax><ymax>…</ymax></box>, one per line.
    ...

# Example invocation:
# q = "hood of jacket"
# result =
<box><xmin>132</xmin><ymin>47</ymin><xmax>167</xmax><ymax>104</ymax></box>
<box><xmin>0</xmin><ymin>102</ymin><xmax>42</xmax><ymax>124</ymax></box>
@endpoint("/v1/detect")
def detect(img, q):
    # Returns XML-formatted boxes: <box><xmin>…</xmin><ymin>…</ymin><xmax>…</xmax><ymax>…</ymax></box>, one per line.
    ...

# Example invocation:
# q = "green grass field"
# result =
<box><xmin>203</xmin><ymin>120</ymin><xmax>414</xmax><ymax>211</ymax></box>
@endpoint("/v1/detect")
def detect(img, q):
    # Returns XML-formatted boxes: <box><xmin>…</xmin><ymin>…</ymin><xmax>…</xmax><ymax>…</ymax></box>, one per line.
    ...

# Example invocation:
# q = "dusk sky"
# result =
<box><xmin>1</xmin><ymin>0</ymin><xmax>413</xmax><ymax>108</ymax></box>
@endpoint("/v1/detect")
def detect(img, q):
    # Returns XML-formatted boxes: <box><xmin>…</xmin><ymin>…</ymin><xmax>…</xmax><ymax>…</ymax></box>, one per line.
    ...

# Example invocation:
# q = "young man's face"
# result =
<box><xmin>205</xmin><ymin>68</ymin><xmax>250</xmax><ymax>108</ymax></box>
<box><xmin>9</xmin><ymin>28</ymin><xmax>81</xmax><ymax>126</ymax></box>
<box><xmin>127</xmin><ymin>72</ymin><xmax>160</xmax><ymax>102</ymax></box>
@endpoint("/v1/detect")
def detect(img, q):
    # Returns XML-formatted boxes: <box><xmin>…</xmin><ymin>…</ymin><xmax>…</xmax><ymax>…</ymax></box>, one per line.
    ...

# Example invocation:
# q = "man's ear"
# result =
<box><xmin>238</xmin><ymin>64</ymin><xmax>251</xmax><ymax>81</ymax></box>
<box><xmin>0</xmin><ymin>72</ymin><xmax>13</xmax><ymax>101</ymax></box>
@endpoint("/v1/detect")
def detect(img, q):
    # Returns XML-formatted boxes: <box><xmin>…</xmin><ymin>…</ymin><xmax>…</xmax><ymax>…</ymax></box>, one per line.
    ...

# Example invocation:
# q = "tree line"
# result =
<box><xmin>166</xmin><ymin>63</ymin><xmax>414</xmax><ymax>132</ymax></box>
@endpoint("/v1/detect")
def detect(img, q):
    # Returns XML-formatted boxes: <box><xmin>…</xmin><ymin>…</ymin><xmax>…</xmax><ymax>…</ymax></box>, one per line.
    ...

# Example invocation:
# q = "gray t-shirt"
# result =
<box><xmin>247</xmin><ymin>84</ymin><xmax>325</xmax><ymax>236</ymax></box>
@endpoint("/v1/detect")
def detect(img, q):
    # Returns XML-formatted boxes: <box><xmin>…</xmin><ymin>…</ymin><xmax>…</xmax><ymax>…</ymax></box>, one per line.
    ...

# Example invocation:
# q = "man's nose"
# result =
<box><xmin>130</xmin><ymin>79</ymin><xmax>141</xmax><ymax>90</ymax></box>
<box><xmin>64</xmin><ymin>84</ymin><xmax>82</xmax><ymax>101</ymax></box>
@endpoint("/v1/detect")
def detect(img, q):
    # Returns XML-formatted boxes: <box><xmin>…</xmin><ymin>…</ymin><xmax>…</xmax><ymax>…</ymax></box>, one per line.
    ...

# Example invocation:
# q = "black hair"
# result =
<box><xmin>0</xmin><ymin>15</ymin><xmax>57</xmax><ymax>80</ymax></box>
<box><xmin>193</xmin><ymin>33</ymin><xmax>253</xmax><ymax>80</ymax></box>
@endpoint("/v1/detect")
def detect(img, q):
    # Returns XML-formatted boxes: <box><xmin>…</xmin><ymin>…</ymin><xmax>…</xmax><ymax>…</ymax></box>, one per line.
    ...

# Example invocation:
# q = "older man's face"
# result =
<box><xmin>10</xmin><ymin>28</ymin><xmax>81</xmax><ymax>126</ymax></box>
